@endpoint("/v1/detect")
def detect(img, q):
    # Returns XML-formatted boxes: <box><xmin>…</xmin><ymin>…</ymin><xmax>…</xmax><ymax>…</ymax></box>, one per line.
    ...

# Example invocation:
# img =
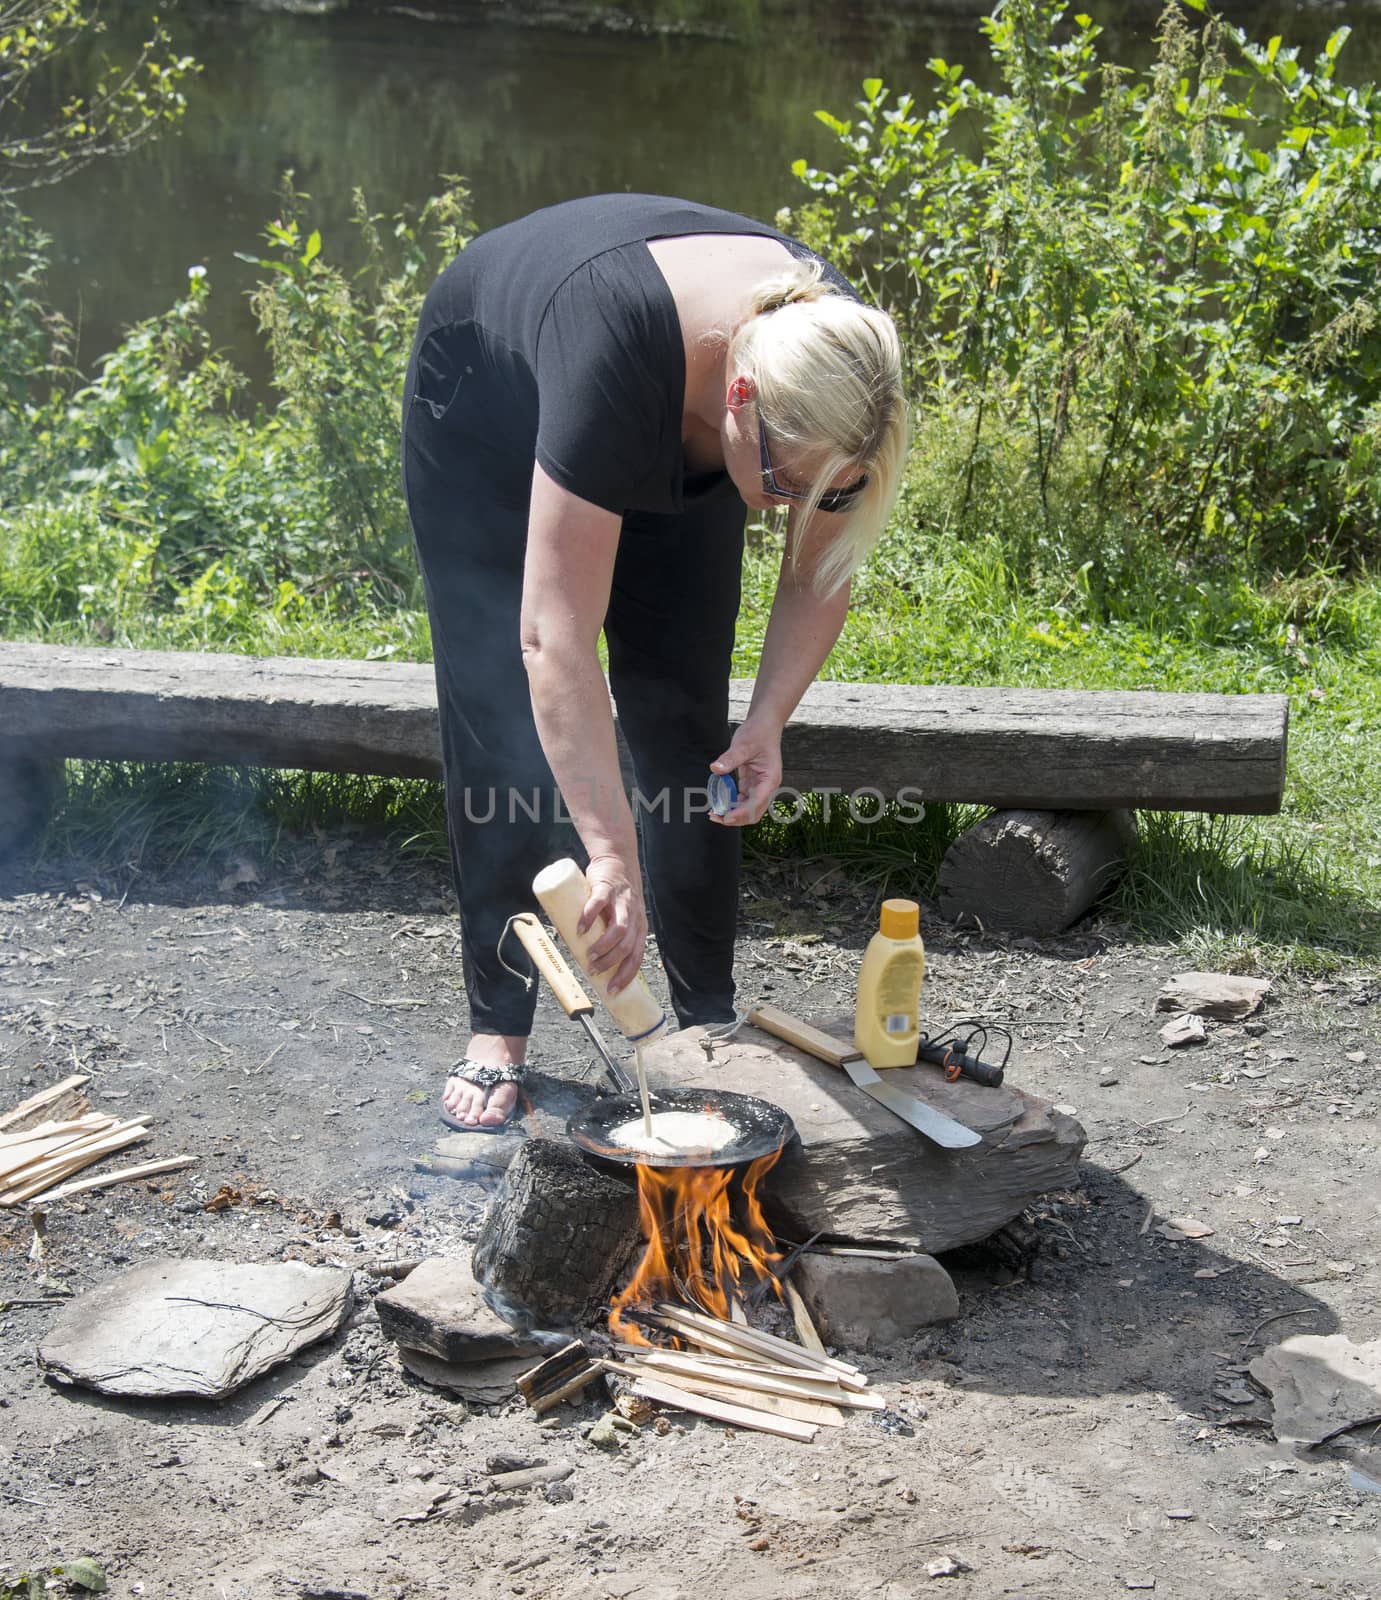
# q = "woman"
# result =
<box><xmin>401</xmin><ymin>193</ymin><xmax>907</xmax><ymax>1131</ymax></box>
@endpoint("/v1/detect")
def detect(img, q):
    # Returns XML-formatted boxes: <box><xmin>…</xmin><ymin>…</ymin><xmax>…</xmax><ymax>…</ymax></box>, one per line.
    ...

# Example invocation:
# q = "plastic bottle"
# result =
<box><xmin>853</xmin><ymin>898</ymin><xmax>926</xmax><ymax>1068</ymax></box>
<box><xmin>531</xmin><ymin>858</ymin><xmax>669</xmax><ymax>1046</ymax></box>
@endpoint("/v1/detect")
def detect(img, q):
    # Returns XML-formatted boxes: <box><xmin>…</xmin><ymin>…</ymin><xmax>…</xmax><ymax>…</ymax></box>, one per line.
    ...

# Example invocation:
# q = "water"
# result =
<box><xmin>22</xmin><ymin>0</ymin><xmax>1381</xmax><ymax>380</ymax></box>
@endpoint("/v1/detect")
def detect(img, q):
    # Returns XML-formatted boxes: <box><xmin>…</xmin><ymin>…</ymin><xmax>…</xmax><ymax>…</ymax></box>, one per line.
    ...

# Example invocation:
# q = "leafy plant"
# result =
<box><xmin>239</xmin><ymin>175</ymin><xmax>473</xmax><ymax>597</ymax></box>
<box><xmin>0</xmin><ymin>0</ymin><xmax>196</xmax><ymax>193</ymax></box>
<box><xmin>788</xmin><ymin>1</ymin><xmax>1381</xmax><ymax>577</ymax></box>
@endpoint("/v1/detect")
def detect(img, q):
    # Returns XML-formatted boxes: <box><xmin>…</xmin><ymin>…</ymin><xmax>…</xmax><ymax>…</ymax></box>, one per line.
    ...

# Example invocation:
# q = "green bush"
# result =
<box><xmin>786</xmin><ymin>0</ymin><xmax>1381</xmax><ymax>578</ymax></box>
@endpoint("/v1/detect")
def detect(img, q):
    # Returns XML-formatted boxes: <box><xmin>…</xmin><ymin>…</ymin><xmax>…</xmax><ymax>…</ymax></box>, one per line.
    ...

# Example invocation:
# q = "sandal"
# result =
<box><xmin>440</xmin><ymin>1059</ymin><xmax>525</xmax><ymax>1134</ymax></box>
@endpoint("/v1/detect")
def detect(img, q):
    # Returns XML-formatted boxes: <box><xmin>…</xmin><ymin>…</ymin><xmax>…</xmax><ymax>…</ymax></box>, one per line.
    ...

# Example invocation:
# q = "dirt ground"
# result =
<box><xmin>1</xmin><ymin>828</ymin><xmax>1378</xmax><ymax>1600</ymax></box>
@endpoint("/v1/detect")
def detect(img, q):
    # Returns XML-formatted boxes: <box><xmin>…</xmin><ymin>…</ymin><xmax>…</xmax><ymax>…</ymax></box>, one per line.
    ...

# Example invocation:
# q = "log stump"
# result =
<box><xmin>641</xmin><ymin>1024</ymin><xmax>1086</xmax><ymax>1254</ymax></box>
<box><xmin>471</xmin><ymin>1137</ymin><xmax>640</xmax><ymax>1331</ymax></box>
<box><xmin>0</xmin><ymin>744</ymin><xmax>63</xmax><ymax>865</ymax></box>
<box><xmin>937</xmin><ymin>808</ymin><xmax>1134</xmax><ymax>934</ymax></box>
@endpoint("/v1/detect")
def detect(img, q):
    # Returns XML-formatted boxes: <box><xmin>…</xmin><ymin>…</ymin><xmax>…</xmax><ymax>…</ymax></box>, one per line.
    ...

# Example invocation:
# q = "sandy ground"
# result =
<box><xmin>1</xmin><ymin>829</ymin><xmax>1378</xmax><ymax>1600</ymax></box>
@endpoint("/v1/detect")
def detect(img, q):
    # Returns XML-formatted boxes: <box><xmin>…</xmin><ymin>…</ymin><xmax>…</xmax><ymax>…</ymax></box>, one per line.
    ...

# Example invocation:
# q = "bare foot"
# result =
<box><xmin>442</xmin><ymin>1033</ymin><xmax>527</xmax><ymax>1129</ymax></box>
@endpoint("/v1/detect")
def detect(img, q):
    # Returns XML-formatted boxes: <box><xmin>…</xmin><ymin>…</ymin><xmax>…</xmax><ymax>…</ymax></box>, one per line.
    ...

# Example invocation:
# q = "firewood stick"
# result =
<box><xmin>0</xmin><ymin>1118</ymin><xmax>120</xmax><ymax>1179</ymax></box>
<box><xmin>528</xmin><ymin>1366</ymin><xmax>601</xmax><ymax>1415</ymax></box>
<box><xmin>630</xmin><ymin>1369</ymin><xmax>845</xmax><ymax>1428</ymax></box>
<box><xmin>0</xmin><ymin>1075</ymin><xmax>91</xmax><ymax>1133</ymax></box>
<box><xmin>614</xmin><ymin>1343</ymin><xmax>842</xmax><ymax>1385</ymax></box>
<box><xmin>652</xmin><ymin>1298</ymin><xmax>862</xmax><ymax>1372</ymax></box>
<box><xmin>783</xmin><ymin>1279</ymin><xmax>828</xmax><ymax>1356</ymax></box>
<box><xmin>623</xmin><ymin>1351</ymin><xmax>884</xmax><ymax>1410</ymax></box>
<box><xmin>37</xmin><ymin>1155</ymin><xmax>197</xmax><ymax>1203</ymax></box>
<box><xmin>1</xmin><ymin>1133</ymin><xmax>153</xmax><ymax>1206</ymax></box>
<box><xmin>0</xmin><ymin>1125</ymin><xmax>151</xmax><ymax>1205</ymax></box>
<box><xmin>650</xmin><ymin>1303</ymin><xmax>866</xmax><ymax>1384</ymax></box>
<box><xmin>0</xmin><ymin>1114</ymin><xmax>110</xmax><ymax>1151</ymax></box>
<box><xmin>631</xmin><ymin>1374</ymin><xmax>818</xmax><ymax>1442</ymax></box>
<box><xmin>0</xmin><ymin>1118</ymin><xmax>146</xmax><ymax>1189</ymax></box>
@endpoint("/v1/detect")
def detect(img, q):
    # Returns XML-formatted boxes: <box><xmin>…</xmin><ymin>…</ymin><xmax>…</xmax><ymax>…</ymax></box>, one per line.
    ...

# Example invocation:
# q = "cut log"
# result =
<box><xmin>641</xmin><ymin>1025</ymin><xmax>1086</xmax><ymax>1255</ymax></box>
<box><xmin>0</xmin><ymin>743</ymin><xmax>63</xmax><ymax>861</ymax></box>
<box><xmin>471</xmin><ymin>1138</ymin><xmax>640</xmax><ymax>1330</ymax></box>
<box><xmin>0</xmin><ymin>643</ymin><xmax>1288</xmax><ymax>813</ymax></box>
<box><xmin>937</xmin><ymin>808</ymin><xmax>1133</xmax><ymax>934</ymax></box>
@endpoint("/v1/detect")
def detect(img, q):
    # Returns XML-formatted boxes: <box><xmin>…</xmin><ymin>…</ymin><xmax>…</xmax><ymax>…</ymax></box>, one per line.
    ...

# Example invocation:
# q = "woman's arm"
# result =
<box><xmin>519</xmin><ymin>462</ymin><xmax>646</xmax><ymax>993</ymax></box>
<box><xmin>711</xmin><ymin>510</ymin><xmax>852</xmax><ymax>825</ymax></box>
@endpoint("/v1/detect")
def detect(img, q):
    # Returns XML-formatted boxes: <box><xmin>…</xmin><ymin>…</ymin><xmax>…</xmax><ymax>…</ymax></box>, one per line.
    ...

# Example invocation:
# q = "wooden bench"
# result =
<box><xmin>0</xmin><ymin>642</ymin><xmax>1289</xmax><ymax>931</ymax></box>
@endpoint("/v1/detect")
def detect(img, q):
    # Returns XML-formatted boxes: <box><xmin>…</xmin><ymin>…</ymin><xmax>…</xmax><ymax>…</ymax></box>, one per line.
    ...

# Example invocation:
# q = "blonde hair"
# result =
<box><xmin>729</xmin><ymin>258</ymin><xmax>908</xmax><ymax>594</ymax></box>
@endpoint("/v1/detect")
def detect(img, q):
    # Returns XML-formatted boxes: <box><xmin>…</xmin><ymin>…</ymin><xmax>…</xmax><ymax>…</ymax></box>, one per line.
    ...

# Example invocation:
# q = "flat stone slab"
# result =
<box><xmin>1249</xmin><ymin>1334</ymin><xmax>1381</xmax><ymax>1449</ymax></box>
<box><xmin>374</xmin><ymin>1253</ymin><xmax>551</xmax><ymax>1363</ymax></box>
<box><xmin>38</xmin><ymin>1259</ymin><xmax>352</xmax><ymax>1399</ymax></box>
<box><xmin>1155</xmin><ymin>972</ymin><xmax>1272</xmax><ymax>1020</ymax></box>
<box><xmin>641</xmin><ymin>1022</ymin><xmax>1086</xmax><ymax>1253</ymax></box>
<box><xmin>397</xmin><ymin>1346</ymin><xmax>535</xmax><ymax>1405</ymax></box>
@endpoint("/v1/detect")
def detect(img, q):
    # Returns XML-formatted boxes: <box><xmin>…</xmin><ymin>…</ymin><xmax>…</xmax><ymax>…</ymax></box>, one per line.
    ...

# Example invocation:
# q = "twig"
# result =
<box><xmin>247</xmin><ymin>1041</ymin><xmax>286</xmax><ymax>1077</ymax></box>
<box><xmin>339</xmin><ymin>991</ymin><xmax>427</xmax><ymax>1011</ymax></box>
<box><xmin>1132</xmin><ymin>1105</ymin><xmax>1193</xmax><ymax>1134</ymax></box>
<box><xmin>1138</xmin><ymin>1202</ymin><xmax>1155</xmax><ymax>1236</ymax></box>
<box><xmin>186</xmin><ymin>1024</ymin><xmax>233</xmax><ymax>1056</ymax></box>
<box><xmin>1242</xmin><ymin>1307</ymin><xmax>1321</xmax><ymax>1347</ymax></box>
<box><xmin>1105</xmin><ymin>1152</ymin><xmax>1143</xmax><ymax>1175</ymax></box>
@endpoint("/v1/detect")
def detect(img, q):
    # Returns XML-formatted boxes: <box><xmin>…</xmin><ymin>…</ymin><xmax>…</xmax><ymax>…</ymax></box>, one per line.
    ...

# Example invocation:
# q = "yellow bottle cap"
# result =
<box><xmin>879</xmin><ymin>898</ymin><xmax>920</xmax><ymax>939</ymax></box>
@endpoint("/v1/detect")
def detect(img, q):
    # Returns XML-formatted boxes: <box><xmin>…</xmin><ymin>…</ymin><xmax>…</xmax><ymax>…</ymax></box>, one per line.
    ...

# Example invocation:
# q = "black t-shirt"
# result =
<box><xmin>410</xmin><ymin>193</ymin><xmax>859</xmax><ymax>518</ymax></box>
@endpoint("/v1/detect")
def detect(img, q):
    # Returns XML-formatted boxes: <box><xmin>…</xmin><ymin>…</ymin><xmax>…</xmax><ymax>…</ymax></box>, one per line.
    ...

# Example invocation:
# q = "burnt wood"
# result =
<box><xmin>0</xmin><ymin>642</ymin><xmax>1287</xmax><ymax>813</ymax></box>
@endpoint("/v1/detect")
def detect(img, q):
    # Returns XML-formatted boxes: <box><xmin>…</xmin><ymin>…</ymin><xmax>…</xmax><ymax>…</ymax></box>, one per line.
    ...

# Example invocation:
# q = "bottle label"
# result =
<box><xmin>885</xmin><ymin>1013</ymin><xmax>911</xmax><ymax>1034</ymax></box>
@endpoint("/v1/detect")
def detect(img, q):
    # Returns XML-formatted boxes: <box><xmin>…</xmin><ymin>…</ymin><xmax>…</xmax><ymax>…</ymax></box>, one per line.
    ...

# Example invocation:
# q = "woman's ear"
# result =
<box><xmin>726</xmin><ymin>375</ymin><xmax>756</xmax><ymax>411</ymax></box>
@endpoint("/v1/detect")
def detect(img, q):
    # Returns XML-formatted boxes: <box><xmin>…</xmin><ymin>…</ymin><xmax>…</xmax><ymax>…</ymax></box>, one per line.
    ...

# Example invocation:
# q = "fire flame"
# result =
<box><xmin>609</xmin><ymin>1149</ymin><xmax>784</xmax><ymax>1343</ymax></box>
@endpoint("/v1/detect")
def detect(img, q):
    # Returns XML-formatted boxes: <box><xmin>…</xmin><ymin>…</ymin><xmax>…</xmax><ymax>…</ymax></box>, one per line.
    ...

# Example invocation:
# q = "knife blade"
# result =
<box><xmin>842</xmin><ymin>1059</ymin><xmax>983</xmax><ymax>1148</ymax></box>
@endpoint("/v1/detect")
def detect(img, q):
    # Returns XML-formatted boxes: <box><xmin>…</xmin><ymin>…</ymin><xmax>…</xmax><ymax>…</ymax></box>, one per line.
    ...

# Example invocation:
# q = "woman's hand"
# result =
<box><xmin>709</xmin><ymin>718</ymin><xmax>783</xmax><ymax>827</ymax></box>
<box><xmin>579</xmin><ymin>851</ymin><xmax>649</xmax><ymax>995</ymax></box>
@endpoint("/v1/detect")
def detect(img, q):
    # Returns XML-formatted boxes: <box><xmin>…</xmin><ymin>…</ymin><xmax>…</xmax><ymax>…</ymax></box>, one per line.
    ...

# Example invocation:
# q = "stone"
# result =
<box><xmin>374</xmin><ymin>1252</ymin><xmax>551</xmax><ymax>1362</ymax></box>
<box><xmin>413</xmin><ymin>1128</ymin><xmax>526</xmax><ymax>1188</ymax></box>
<box><xmin>397</xmin><ymin>1346</ymin><xmax>532</xmax><ymax>1405</ymax></box>
<box><xmin>1155</xmin><ymin>972</ymin><xmax>1271</xmax><ymax>1020</ymax></box>
<box><xmin>38</xmin><ymin>1259</ymin><xmax>351</xmax><ymax>1399</ymax></box>
<box><xmin>1249</xmin><ymin>1334</ymin><xmax>1381</xmax><ymax>1448</ymax></box>
<box><xmin>640</xmin><ymin>1023</ymin><xmax>1086</xmax><ymax>1254</ymax></box>
<box><xmin>792</xmin><ymin>1252</ymin><xmax>959</xmax><ymax>1350</ymax></box>
<box><xmin>1159</xmin><ymin>1014</ymin><xmax>1208</xmax><ymax>1049</ymax></box>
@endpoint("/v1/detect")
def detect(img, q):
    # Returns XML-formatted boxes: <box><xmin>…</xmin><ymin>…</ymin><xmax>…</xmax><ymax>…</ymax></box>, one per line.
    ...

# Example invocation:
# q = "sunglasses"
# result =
<box><xmin>757</xmin><ymin>412</ymin><xmax>867</xmax><ymax>515</ymax></box>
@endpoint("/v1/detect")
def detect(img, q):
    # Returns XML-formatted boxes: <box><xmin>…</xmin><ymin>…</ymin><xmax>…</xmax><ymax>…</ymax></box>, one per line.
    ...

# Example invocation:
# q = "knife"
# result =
<box><xmin>747</xmin><ymin>1004</ymin><xmax>982</xmax><ymax>1150</ymax></box>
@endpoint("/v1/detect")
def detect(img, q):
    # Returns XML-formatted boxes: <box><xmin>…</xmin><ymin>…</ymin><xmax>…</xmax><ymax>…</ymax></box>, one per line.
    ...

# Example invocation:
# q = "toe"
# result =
<box><xmin>478</xmin><ymin>1082</ymin><xmax>518</xmax><ymax>1128</ymax></box>
<box><xmin>444</xmin><ymin>1078</ymin><xmax>485</xmax><ymax>1125</ymax></box>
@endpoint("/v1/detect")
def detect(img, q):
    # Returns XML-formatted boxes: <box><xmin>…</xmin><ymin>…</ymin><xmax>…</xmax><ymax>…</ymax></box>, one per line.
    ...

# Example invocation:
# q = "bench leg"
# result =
<box><xmin>937</xmin><ymin>808</ymin><xmax>1135</xmax><ymax>935</ymax></box>
<box><xmin>0</xmin><ymin>746</ymin><xmax>64</xmax><ymax>866</ymax></box>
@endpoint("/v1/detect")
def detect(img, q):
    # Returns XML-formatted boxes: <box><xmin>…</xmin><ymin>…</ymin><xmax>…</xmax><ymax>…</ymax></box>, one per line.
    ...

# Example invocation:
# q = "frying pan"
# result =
<box><xmin>567</xmin><ymin>1085</ymin><xmax>796</xmax><ymax>1171</ymax></box>
<box><xmin>510</xmin><ymin>909</ymin><xmax>796</xmax><ymax>1169</ymax></box>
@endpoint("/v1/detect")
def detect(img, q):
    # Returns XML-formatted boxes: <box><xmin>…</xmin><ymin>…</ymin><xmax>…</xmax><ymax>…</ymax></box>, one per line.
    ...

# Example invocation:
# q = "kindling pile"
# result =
<box><xmin>603</xmin><ymin>1300</ymin><xmax>882</xmax><ymax>1444</ymax></box>
<box><xmin>0</xmin><ymin>1074</ymin><xmax>195</xmax><ymax>1207</ymax></box>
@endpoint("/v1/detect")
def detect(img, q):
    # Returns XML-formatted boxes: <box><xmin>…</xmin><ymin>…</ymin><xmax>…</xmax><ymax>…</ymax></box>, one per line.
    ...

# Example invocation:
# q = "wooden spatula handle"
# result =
<box><xmin>511</xmin><ymin>913</ymin><xmax>592</xmax><ymax>1019</ymax></box>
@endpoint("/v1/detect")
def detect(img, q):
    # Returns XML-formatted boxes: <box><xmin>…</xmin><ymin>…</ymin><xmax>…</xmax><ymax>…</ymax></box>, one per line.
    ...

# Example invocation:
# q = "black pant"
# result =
<box><xmin>402</xmin><ymin>330</ymin><xmax>743</xmax><ymax>1035</ymax></box>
